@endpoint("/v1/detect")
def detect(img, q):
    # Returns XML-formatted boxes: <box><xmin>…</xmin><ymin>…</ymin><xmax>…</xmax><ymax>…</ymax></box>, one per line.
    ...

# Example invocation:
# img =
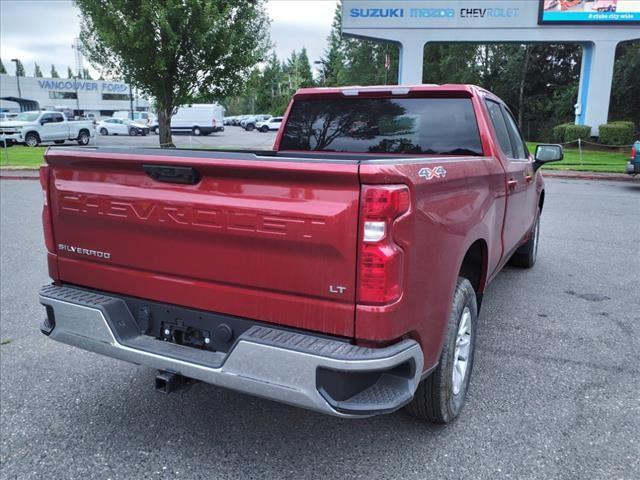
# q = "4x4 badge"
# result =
<box><xmin>418</xmin><ymin>166</ymin><xmax>447</xmax><ymax>180</ymax></box>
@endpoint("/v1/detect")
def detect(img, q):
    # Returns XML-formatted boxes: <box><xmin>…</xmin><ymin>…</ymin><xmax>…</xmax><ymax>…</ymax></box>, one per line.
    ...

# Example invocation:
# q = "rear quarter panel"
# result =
<box><xmin>357</xmin><ymin>156</ymin><xmax>506</xmax><ymax>370</ymax></box>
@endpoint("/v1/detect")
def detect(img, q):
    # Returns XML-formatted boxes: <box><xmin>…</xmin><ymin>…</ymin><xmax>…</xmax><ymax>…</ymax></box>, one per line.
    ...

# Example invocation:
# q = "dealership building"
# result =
<box><xmin>0</xmin><ymin>74</ymin><xmax>150</xmax><ymax>118</ymax></box>
<box><xmin>342</xmin><ymin>0</ymin><xmax>640</xmax><ymax>135</ymax></box>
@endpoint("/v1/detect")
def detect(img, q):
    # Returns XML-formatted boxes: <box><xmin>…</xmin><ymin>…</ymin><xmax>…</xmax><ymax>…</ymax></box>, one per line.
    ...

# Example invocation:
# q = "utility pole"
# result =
<box><xmin>10</xmin><ymin>59</ymin><xmax>22</xmax><ymax>109</ymax></box>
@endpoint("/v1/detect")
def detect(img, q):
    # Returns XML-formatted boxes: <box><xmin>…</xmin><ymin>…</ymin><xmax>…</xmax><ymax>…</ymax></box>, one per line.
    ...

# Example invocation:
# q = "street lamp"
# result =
<box><xmin>10</xmin><ymin>59</ymin><xmax>22</xmax><ymax>108</ymax></box>
<box><xmin>314</xmin><ymin>60</ymin><xmax>326</xmax><ymax>87</ymax></box>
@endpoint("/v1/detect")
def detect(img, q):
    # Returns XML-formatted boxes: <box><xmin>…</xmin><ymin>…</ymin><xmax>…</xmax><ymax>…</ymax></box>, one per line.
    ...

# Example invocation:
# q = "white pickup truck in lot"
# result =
<box><xmin>0</xmin><ymin>110</ymin><xmax>94</xmax><ymax>147</ymax></box>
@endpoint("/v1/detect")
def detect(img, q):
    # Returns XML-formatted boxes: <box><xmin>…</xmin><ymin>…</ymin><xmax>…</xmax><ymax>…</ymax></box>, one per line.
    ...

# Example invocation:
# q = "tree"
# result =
<box><xmin>67</xmin><ymin>66</ymin><xmax>74</xmax><ymax>79</ymax></box>
<box><xmin>14</xmin><ymin>59</ymin><xmax>25</xmax><ymax>76</ymax></box>
<box><xmin>82</xmin><ymin>68</ymin><xmax>93</xmax><ymax>80</ymax></box>
<box><xmin>75</xmin><ymin>0</ymin><xmax>269</xmax><ymax>147</ymax></box>
<box><xmin>34</xmin><ymin>63</ymin><xmax>43</xmax><ymax>77</ymax></box>
<box><xmin>297</xmin><ymin>48</ymin><xmax>315</xmax><ymax>88</ymax></box>
<box><xmin>50</xmin><ymin>64</ymin><xmax>60</xmax><ymax>78</ymax></box>
<box><xmin>321</xmin><ymin>4</ymin><xmax>345</xmax><ymax>87</ymax></box>
<box><xmin>0</xmin><ymin>59</ymin><xmax>6</xmax><ymax>74</ymax></box>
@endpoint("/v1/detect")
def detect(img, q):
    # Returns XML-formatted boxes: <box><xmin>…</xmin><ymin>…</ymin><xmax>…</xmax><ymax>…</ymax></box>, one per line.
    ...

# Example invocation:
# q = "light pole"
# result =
<box><xmin>314</xmin><ymin>60</ymin><xmax>326</xmax><ymax>87</ymax></box>
<box><xmin>10</xmin><ymin>59</ymin><xmax>22</xmax><ymax>107</ymax></box>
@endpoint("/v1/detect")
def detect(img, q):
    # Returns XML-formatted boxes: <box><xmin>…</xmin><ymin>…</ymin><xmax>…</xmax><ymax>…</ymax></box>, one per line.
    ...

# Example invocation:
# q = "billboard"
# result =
<box><xmin>539</xmin><ymin>0</ymin><xmax>640</xmax><ymax>24</ymax></box>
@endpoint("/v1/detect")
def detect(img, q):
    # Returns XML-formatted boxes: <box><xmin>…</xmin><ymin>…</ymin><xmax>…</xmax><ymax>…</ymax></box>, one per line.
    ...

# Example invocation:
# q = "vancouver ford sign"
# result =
<box><xmin>37</xmin><ymin>80</ymin><xmax>129</xmax><ymax>92</ymax></box>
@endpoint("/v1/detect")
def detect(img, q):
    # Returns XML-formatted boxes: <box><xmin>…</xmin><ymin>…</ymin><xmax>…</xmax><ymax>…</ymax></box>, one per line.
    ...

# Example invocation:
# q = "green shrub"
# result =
<box><xmin>564</xmin><ymin>124</ymin><xmax>592</xmax><ymax>143</ymax></box>
<box><xmin>598</xmin><ymin>121</ymin><xmax>635</xmax><ymax>146</ymax></box>
<box><xmin>552</xmin><ymin>123</ymin><xmax>573</xmax><ymax>143</ymax></box>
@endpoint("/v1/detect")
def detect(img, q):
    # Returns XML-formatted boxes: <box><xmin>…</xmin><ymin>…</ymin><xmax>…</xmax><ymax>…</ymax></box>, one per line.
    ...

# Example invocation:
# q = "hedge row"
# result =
<box><xmin>552</xmin><ymin>121</ymin><xmax>636</xmax><ymax>145</ymax></box>
<box><xmin>552</xmin><ymin>123</ymin><xmax>592</xmax><ymax>143</ymax></box>
<box><xmin>598</xmin><ymin>121</ymin><xmax>635</xmax><ymax>146</ymax></box>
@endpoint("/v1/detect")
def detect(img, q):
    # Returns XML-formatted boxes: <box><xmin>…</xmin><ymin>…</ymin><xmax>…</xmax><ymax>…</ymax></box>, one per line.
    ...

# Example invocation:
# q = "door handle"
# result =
<box><xmin>524</xmin><ymin>174</ymin><xmax>533</xmax><ymax>183</ymax></box>
<box><xmin>508</xmin><ymin>179</ymin><xmax>518</xmax><ymax>190</ymax></box>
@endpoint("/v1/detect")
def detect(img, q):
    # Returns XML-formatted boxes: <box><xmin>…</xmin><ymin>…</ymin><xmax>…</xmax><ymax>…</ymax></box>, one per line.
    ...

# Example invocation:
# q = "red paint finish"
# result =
<box><xmin>43</xmin><ymin>84</ymin><xmax>545</xmax><ymax>374</ymax></box>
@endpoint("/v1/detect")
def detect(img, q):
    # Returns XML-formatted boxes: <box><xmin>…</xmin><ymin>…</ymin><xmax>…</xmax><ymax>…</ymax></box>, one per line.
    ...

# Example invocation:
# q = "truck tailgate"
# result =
<box><xmin>45</xmin><ymin>149</ymin><xmax>360</xmax><ymax>337</ymax></box>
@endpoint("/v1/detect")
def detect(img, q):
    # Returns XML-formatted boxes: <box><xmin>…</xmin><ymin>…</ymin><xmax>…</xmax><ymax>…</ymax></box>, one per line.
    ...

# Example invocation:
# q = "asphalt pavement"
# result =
<box><xmin>1</xmin><ymin>177</ymin><xmax>639</xmax><ymax>480</ymax></box>
<box><xmin>90</xmin><ymin>126</ymin><xmax>277</xmax><ymax>150</ymax></box>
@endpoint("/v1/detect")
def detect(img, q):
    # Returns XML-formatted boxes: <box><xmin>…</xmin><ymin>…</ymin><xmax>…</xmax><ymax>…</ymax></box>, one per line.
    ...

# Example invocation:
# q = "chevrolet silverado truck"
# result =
<box><xmin>0</xmin><ymin>110</ymin><xmax>94</xmax><ymax>147</ymax></box>
<box><xmin>38</xmin><ymin>85</ymin><xmax>562</xmax><ymax>423</ymax></box>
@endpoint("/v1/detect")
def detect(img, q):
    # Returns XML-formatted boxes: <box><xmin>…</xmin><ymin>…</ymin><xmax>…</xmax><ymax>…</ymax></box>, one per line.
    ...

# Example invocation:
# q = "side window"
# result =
<box><xmin>40</xmin><ymin>114</ymin><xmax>53</xmax><ymax>124</ymax></box>
<box><xmin>501</xmin><ymin>107</ymin><xmax>529</xmax><ymax>160</ymax></box>
<box><xmin>485</xmin><ymin>100</ymin><xmax>513</xmax><ymax>158</ymax></box>
<box><xmin>52</xmin><ymin>114</ymin><xmax>64</xmax><ymax>123</ymax></box>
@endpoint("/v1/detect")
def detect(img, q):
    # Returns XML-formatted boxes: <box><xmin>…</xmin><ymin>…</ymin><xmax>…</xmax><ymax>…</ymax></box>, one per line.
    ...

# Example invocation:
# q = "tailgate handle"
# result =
<box><xmin>143</xmin><ymin>164</ymin><xmax>200</xmax><ymax>185</ymax></box>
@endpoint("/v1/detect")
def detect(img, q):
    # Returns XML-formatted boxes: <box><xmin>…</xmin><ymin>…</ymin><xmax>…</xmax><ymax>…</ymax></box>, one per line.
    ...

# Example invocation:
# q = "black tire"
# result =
<box><xmin>245</xmin><ymin>124</ymin><xmax>254</xmax><ymax>132</ymax></box>
<box><xmin>153</xmin><ymin>126</ymin><xmax>159</xmax><ymax>135</ymax></box>
<box><xmin>128</xmin><ymin>127</ymin><xmax>136</xmax><ymax>136</ymax></box>
<box><xmin>260</xmin><ymin>126</ymin><xmax>269</xmax><ymax>132</ymax></box>
<box><xmin>405</xmin><ymin>277</ymin><xmax>478</xmax><ymax>424</ymax></box>
<box><xmin>100</xmin><ymin>128</ymin><xmax>108</xmax><ymax>136</ymax></box>
<box><xmin>54</xmin><ymin>140</ymin><xmax>65</xmax><ymax>145</ymax></box>
<box><xmin>192</xmin><ymin>127</ymin><xmax>202</xmax><ymax>136</ymax></box>
<box><xmin>24</xmin><ymin>133</ymin><xmax>40</xmax><ymax>147</ymax></box>
<box><xmin>77</xmin><ymin>130</ymin><xmax>90</xmax><ymax>145</ymax></box>
<box><xmin>509</xmin><ymin>208</ymin><xmax>540</xmax><ymax>268</ymax></box>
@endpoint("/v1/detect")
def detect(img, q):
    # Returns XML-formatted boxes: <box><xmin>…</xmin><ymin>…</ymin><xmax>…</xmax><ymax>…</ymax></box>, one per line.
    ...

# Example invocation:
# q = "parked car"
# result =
<box><xmin>626</xmin><ymin>140</ymin><xmax>640</xmax><ymax>175</ymax></box>
<box><xmin>0</xmin><ymin>110</ymin><xmax>93</xmax><ymax>147</ymax></box>
<box><xmin>243</xmin><ymin>114</ymin><xmax>271</xmax><ymax>131</ymax></box>
<box><xmin>38</xmin><ymin>84</ymin><xmax>562</xmax><ymax>424</ymax></box>
<box><xmin>97</xmin><ymin>118</ymin><xmax>149</xmax><ymax>136</ymax></box>
<box><xmin>0</xmin><ymin>112</ymin><xmax>18</xmax><ymax>122</ymax></box>
<box><xmin>113</xmin><ymin>110</ymin><xmax>156</xmax><ymax>126</ymax></box>
<box><xmin>169</xmin><ymin>104</ymin><xmax>224</xmax><ymax>136</ymax></box>
<box><xmin>256</xmin><ymin>116</ymin><xmax>283</xmax><ymax>132</ymax></box>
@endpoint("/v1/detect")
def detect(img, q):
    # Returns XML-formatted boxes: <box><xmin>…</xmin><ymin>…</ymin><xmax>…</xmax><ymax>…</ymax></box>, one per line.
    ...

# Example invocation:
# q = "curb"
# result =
<box><xmin>542</xmin><ymin>170</ymin><xmax>638</xmax><ymax>182</ymax></box>
<box><xmin>0</xmin><ymin>170</ymin><xmax>39</xmax><ymax>181</ymax></box>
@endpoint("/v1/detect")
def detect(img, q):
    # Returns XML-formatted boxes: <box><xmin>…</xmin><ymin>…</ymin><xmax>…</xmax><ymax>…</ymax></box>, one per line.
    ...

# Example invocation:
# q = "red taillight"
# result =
<box><xmin>39</xmin><ymin>165</ymin><xmax>54</xmax><ymax>252</ymax></box>
<box><xmin>358</xmin><ymin>185</ymin><xmax>410</xmax><ymax>305</ymax></box>
<box><xmin>632</xmin><ymin>146</ymin><xmax>637</xmax><ymax>159</ymax></box>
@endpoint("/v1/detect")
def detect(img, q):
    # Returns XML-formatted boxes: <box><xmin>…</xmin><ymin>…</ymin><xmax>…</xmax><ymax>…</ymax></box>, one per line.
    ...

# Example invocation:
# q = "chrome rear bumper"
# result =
<box><xmin>39</xmin><ymin>285</ymin><xmax>423</xmax><ymax>417</ymax></box>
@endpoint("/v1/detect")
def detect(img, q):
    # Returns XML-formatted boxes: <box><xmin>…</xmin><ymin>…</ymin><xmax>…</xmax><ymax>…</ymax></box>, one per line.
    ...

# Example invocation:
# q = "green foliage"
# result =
<box><xmin>82</xmin><ymin>68</ymin><xmax>93</xmax><ymax>80</ymax></box>
<box><xmin>74</xmin><ymin>0</ymin><xmax>269</xmax><ymax>147</ymax></box>
<box><xmin>14</xmin><ymin>59</ymin><xmax>25</xmax><ymax>76</ymax></box>
<box><xmin>610</xmin><ymin>41</ymin><xmax>640</xmax><ymax>134</ymax></box>
<box><xmin>50</xmin><ymin>65</ymin><xmax>59</xmax><ymax>78</ymax></box>
<box><xmin>0</xmin><ymin>59</ymin><xmax>6</xmax><ymax>74</ymax></box>
<box><xmin>564</xmin><ymin>125</ymin><xmax>592</xmax><ymax>143</ymax></box>
<box><xmin>67</xmin><ymin>67</ymin><xmax>74</xmax><ymax>79</ymax></box>
<box><xmin>598</xmin><ymin>121</ymin><xmax>635</xmax><ymax>146</ymax></box>
<box><xmin>33</xmin><ymin>63</ymin><xmax>43</xmax><ymax>77</ymax></box>
<box><xmin>552</xmin><ymin>123</ymin><xmax>574</xmax><ymax>143</ymax></box>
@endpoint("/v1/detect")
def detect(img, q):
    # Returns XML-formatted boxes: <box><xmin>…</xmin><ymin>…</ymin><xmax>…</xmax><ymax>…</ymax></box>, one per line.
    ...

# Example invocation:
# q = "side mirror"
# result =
<box><xmin>534</xmin><ymin>144</ymin><xmax>563</xmax><ymax>170</ymax></box>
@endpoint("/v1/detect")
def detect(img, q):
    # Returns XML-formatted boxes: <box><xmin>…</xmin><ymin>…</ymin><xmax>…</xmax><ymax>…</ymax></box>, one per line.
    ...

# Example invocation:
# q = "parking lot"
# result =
<box><xmin>90</xmin><ymin>126</ymin><xmax>278</xmax><ymax>150</ymax></box>
<box><xmin>1</xmin><ymin>174</ymin><xmax>638</xmax><ymax>480</ymax></box>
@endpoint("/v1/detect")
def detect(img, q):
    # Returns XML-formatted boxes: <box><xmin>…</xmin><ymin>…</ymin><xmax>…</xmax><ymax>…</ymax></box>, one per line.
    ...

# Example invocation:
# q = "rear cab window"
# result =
<box><xmin>280</xmin><ymin>97</ymin><xmax>483</xmax><ymax>156</ymax></box>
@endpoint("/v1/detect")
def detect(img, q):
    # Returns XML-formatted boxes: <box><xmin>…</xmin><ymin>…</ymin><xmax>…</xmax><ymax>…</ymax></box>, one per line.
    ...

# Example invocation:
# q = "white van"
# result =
<box><xmin>170</xmin><ymin>104</ymin><xmax>225</xmax><ymax>136</ymax></box>
<box><xmin>113</xmin><ymin>110</ymin><xmax>156</xmax><ymax>125</ymax></box>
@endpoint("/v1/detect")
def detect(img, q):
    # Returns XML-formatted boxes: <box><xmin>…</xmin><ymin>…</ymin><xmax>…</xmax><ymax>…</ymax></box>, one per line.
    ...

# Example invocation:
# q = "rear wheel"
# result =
<box><xmin>192</xmin><ymin>127</ymin><xmax>202</xmax><ymax>136</ymax></box>
<box><xmin>25</xmin><ymin>133</ymin><xmax>40</xmax><ymax>147</ymax></box>
<box><xmin>128</xmin><ymin>127</ymin><xmax>136</xmax><ymax>136</ymax></box>
<box><xmin>100</xmin><ymin>128</ymin><xmax>108</xmax><ymax>136</ymax></box>
<box><xmin>245</xmin><ymin>124</ymin><xmax>254</xmax><ymax>132</ymax></box>
<box><xmin>509</xmin><ymin>208</ymin><xmax>540</xmax><ymax>268</ymax></box>
<box><xmin>405</xmin><ymin>277</ymin><xmax>477</xmax><ymax>424</ymax></box>
<box><xmin>77</xmin><ymin>130</ymin><xmax>90</xmax><ymax>145</ymax></box>
<box><xmin>260</xmin><ymin>126</ymin><xmax>269</xmax><ymax>132</ymax></box>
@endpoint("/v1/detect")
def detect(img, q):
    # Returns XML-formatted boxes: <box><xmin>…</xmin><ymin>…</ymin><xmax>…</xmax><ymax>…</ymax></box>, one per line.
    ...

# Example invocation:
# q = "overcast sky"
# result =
<box><xmin>0</xmin><ymin>0</ymin><xmax>338</xmax><ymax>78</ymax></box>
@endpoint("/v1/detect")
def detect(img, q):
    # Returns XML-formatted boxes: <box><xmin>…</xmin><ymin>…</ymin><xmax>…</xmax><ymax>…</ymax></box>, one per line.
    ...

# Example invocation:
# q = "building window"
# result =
<box><xmin>49</xmin><ymin>91</ymin><xmax>78</xmax><ymax>99</ymax></box>
<box><xmin>102</xmin><ymin>93</ymin><xmax>130</xmax><ymax>101</ymax></box>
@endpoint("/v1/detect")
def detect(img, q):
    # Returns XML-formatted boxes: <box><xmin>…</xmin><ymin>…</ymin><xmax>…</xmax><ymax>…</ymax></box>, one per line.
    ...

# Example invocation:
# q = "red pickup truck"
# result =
<box><xmin>38</xmin><ymin>85</ymin><xmax>562</xmax><ymax>423</ymax></box>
